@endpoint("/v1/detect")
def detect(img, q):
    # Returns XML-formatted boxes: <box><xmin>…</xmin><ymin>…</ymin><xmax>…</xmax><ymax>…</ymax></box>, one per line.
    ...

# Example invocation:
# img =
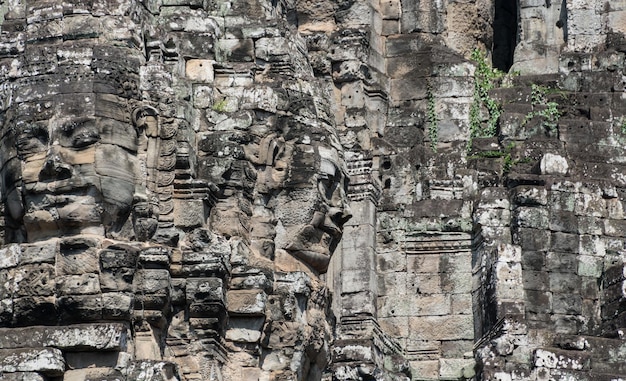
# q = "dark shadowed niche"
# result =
<box><xmin>492</xmin><ymin>0</ymin><xmax>519</xmax><ymax>72</ymax></box>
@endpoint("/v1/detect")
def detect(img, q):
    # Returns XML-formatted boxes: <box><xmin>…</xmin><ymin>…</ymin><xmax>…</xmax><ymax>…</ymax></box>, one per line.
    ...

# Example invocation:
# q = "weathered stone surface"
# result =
<box><xmin>0</xmin><ymin>348</ymin><xmax>65</xmax><ymax>375</ymax></box>
<box><xmin>1</xmin><ymin>0</ymin><xmax>626</xmax><ymax>380</ymax></box>
<box><xmin>0</xmin><ymin>324</ymin><xmax>128</xmax><ymax>350</ymax></box>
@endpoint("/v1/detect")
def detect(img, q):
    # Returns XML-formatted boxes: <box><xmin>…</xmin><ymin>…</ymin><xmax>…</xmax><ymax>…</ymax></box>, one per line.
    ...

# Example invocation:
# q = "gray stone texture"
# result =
<box><xmin>0</xmin><ymin>0</ymin><xmax>626</xmax><ymax>380</ymax></box>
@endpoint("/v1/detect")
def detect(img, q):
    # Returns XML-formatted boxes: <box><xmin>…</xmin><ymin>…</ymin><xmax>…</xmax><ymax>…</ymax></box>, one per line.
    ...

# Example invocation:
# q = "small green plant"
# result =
<box><xmin>427</xmin><ymin>83</ymin><xmax>438</xmax><ymax>152</ymax></box>
<box><xmin>468</xmin><ymin>142</ymin><xmax>524</xmax><ymax>174</ymax></box>
<box><xmin>522</xmin><ymin>84</ymin><xmax>561</xmax><ymax>133</ymax></box>
<box><xmin>620</xmin><ymin>117</ymin><xmax>626</xmax><ymax>134</ymax></box>
<box><xmin>468</xmin><ymin>49</ymin><xmax>504</xmax><ymax>150</ymax></box>
<box><xmin>212</xmin><ymin>98</ymin><xmax>228</xmax><ymax>112</ymax></box>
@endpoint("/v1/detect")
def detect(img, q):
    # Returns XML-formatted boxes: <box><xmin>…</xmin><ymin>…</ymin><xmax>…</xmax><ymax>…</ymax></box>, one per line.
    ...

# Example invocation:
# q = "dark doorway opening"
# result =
<box><xmin>492</xmin><ymin>0</ymin><xmax>519</xmax><ymax>72</ymax></box>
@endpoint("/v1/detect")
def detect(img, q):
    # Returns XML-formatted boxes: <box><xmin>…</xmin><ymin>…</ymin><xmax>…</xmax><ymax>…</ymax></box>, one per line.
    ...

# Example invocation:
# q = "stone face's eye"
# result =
<box><xmin>60</xmin><ymin>119</ymin><xmax>100</xmax><ymax>149</ymax></box>
<box><xmin>16</xmin><ymin>125</ymin><xmax>49</xmax><ymax>154</ymax></box>
<box><xmin>72</xmin><ymin>130</ymin><xmax>100</xmax><ymax>148</ymax></box>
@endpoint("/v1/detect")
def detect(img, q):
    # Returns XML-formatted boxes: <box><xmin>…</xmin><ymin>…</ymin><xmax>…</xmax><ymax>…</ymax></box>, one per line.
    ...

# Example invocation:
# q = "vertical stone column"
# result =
<box><xmin>331</xmin><ymin>156</ymin><xmax>401</xmax><ymax>378</ymax></box>
<box><xmin>338</xmin><ymin>156</ymin><xmax>380</xmax><ymax>319</ymax></box>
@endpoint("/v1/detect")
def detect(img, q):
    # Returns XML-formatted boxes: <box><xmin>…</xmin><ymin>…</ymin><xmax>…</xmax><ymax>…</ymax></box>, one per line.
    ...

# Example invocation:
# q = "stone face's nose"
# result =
<box><xmin>39</xmin><ymin>154</ymin><xmax>72</xmax><ymax>181</ymax></box>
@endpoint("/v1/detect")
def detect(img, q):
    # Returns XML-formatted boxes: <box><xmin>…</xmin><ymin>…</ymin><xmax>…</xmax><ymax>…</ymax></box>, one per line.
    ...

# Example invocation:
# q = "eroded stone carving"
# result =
<box><xmin>3</xmin><ymin>0</ymin><xmax>626</xmax><ymax>380</ymax></box>
<box><xmin>0</xmin><ymin>1</ymin><xmax>351</xmax><ymax>379</ymax></box>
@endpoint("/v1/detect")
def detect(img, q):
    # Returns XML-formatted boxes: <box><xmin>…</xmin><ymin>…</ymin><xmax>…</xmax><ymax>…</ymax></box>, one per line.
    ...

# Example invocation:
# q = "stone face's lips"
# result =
<box><xmin>25</xmin><ymin>178</ymin><xmax>97</xmax><ymax>194</ymax></box>
<box><xmin>288</xmin><ymin>248</ymin><xmax>331</xmax><ymax>273</ymax></box>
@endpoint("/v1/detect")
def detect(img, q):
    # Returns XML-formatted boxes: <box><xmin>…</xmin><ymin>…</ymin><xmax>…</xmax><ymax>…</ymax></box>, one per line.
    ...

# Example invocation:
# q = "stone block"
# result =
<box><xmin>57</xmin><ymin>295</ymin><xmax>103</xmax><ymax>321</ymax></box>
<box><xmin>575</xmin><ymin>193</ymin><xmax>607</xmax><ymax>218</ymax></box>
<box><xmin>229</xmin><ymin>273</ymin><xmax>272</xmax><ymax>291</ymax></box>
<box><xmin>552</xmin><ymin>294</ymin><xmax>582</xmax><ymax>315</ymax></box>
<box><xmin>380</xmin><ymin>0</ymin><xmax>400</xmax><ymax>19</ymax></box>
<box><xmin>451</xmin><ymin>294</ymin><xmax>472</xmax><ymax>315</ymax></box>
<box><xmin>474</xmin><ymin>207</ymin><xmax>511</xmax><ymax>227</ymax></box>
<box><xmin>56</xmin><ymin>273</ymin><xmax>101</xmax><ymax>296</ymax></box>
<box><xmin>549</xmin><ymin>211</ymin><xmax>578</xmax><ymax>233</ymax></box>
<box><xmin>408</xmin><ymin>315</ymin><xmax>474</xmax><ymax>341</ymax></box>
<box><xmin>0</xmin><ymin>244</ymin><xmax>21</xmax><ymax>269</ymax></box>
<box><xmin>409</xmin><ymin>360</ymin><xmax>439</xmax><ymax>380</ymax></box>
<box><xmin>341</xmin><ymin>269</ymin><xmax>376</xmax><ymax>294</ymax></box>
<box><xmin>549</xmin><ymin>272</ymin><xmax>580</xmax><ymax>294</ymax></box>
<box><xmin>99</xmin><ymin>268</ymin><xmax>134</xmax><ymax>292</ymax></box>
<box><xmin>226</xmin><ymin>289</ymin><xmax>267</xmax><ymax>316</ymax></box>
<box><xmin>381</xmin><ymin>19</ymin><xmax>400</xmax><ymax>35</ymax></box>
<box><xmin>0</xmin><ymin>347</ymin><xmax>65</xmax><ymax>375</ymax></box>
<box><xmin>57</xmin><ymin>239</ymin><xmax>99</xmax><ymax>275</ymax></box>
<box><xmin>376</xmin><ymin>250</ymin><xmax>406</xmax><ymax>273</ymax></box>
<box><xmin>10</xmin><ymin>264</ymin><xmax>56</xmax><ymax>297</ymax></box>
<box><xmin>523</xmin><ymin>271</ymin><xmax>550</xmax><ymax>291</ymax></box>
<box><xmin>606</xmin><ymin>198</ymin><xmax>624</xmax><ymax>219</ymax></box>
<box><xmin>534</xmin><ymin>348</ymin><xmax>590</xmax><ymax>370</ymax></box>
<box><xmin>0</xmin><ymin>373</ymin><xmax>46</xmax><ymax>381</ymax></box>
<box><xmin>439</xmin><ymin>358</ymin><xmax>475</xmax><ymax>379</ymax></box>
<box><xmin>378</xmin><ymin>316</ymin><xmax>409</xmax><ymax>338</ymax></box>
<box><xmin>604</xmin><ymin>219</ymin><xmax>626</xmax><ymax>237</ymax></box>
<box><xmin>12</xmin><ymin>296</ymin><xmax>57</xmax><ymax>325</ymax></box>
<box><xmin>550</xmin><ymin>232</ymin><xmax>579</xmax><ymax>253</ymax></box>
<box><xmin>341</xmin><ymin>81</ymin><xmax>366</xmax><ymax>109</ymax></box>
<box><xmin>539</xmin><ymin>153</ymin><xmax>568</xmax><ymax>175</ymax></box>
<box><xmin>408</xmin><ymin>273</ymin><xmax>442</xmax><ymax>294</ymax></box>
<box><xmin>514</xmin><ymin>207</ymin><xmax>549</xmax><ymax>229</ymax></box>
<box><xmin>513</xmin><ymin>186</ymin><xmax>548</xmax><ymax>206</ymax></box>
<box><xmin>62</xmin><ymin>368</ymin><xmax>124</xmax><ymax>381</ymax></box>
<box><xmin>102</xmin><ymin>293</ymin><xmax>133</xmax><ymax>320</ymax></box>
<box><xmin>173</xmin><ymin>199</ymin><xmax>205</xmax><ymax>229</ymax></box>
<box><xmin>577</xmin><ymin>255</ymin><xmax>603</xmax><ymax>277</ymax></box>
<box><xmin>185</xmin><ymin>59</ymin><xmax>214</xmax><ymax>82</ymax></box>
<box><xmin>545</xmin><ymin>252</ymin><xmax>577</xmax><ymax>273</ymax></box>
<box><xmin>133</xmin><ymin>269</ymin><xmax>170</xmax><ymax>295</ymax></box>
<box><xmin>20</xmin><ymin>241</ymin><xmax>57</xmax><ymax>265</ymax></box>
<box><xmin>407</xmin><ymin>253</ymin><xmax>440</xmax><ymax>273</ymax></box>
<box><xmin>255</xmin><ymin>37</ymin><xmax>290</xmax><ymax>61</ymax></box>
<box><xmin>126</xmin><ymin>361</ymin><xmax>179</xmax><ymax>381</ymax></box>
<box><xmin>521</xmin><ymin>251</ymin><xmax>545</xmax><ymax>271</ymax></box>
<box><xmin>525</xmin><ymin>290</ymin><xmax>552</xmax><ymax>314</ymax></box>
<box><xmin>576</xmin><ymin>216</ymin><xmax>602</xmax><ymax>235</ymax></box>
<box><xmin>341</xmin><ymin>290</ymin><xmax>376</xmax><ymax>316</ymax></box>
<box><xmin>225</xmin><ymin>317</ymin><xmax>264</xmax><ymax>343</ymax></box>
<box><xmin>216</xmin><ymin>38</ymin><xmax>254</xmax><ymax>62</ymax></box>
<box><xmin>389</xmin><ymin>76</ymin><xmax>428</xmax><ymax>102</ymax></box>
<box><xmin>514</xmin><ymin>228</ymin><xmax>551</xmax><ymax>251</ymax></box>
<box><xmin>440</xmin><ymin>270</ymin><xmax>472</xmax><ymax>294</ymax></box>
<box><xmin>549</xmin><ymin>191</ymin><xmax>576</xmax><ymax>212</ymax></box>
<box><xmin>379</xmin><ymin>294</ymin><xmax>436</xmax><ymax>317</ymax></box>
<box><xmin>578</xmin><ymin>236</ymin><xmax>605</xmax><ymax>259</ymax></box>
<box><xmin>186</xmin><ymin>278</ymin><xmax>224</xmax><ymax>303</ymax></box>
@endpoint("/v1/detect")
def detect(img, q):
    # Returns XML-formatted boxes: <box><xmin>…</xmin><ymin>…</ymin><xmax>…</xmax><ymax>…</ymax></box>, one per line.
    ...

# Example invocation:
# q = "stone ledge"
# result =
<box><xmin>0</xmin><ymin>347</ymin><xmax>64</xmax><ymax>375</ymax></box>
<box><xmin>0</xmin><ymin>323</ymin><xmax>128</xmax><ymax>350</ymax></box>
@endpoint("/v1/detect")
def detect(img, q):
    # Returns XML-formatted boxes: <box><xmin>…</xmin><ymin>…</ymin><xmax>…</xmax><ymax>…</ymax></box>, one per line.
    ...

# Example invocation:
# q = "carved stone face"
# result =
<box><xmin>273</xmin><ymin>127</ymin><xmax>352</xmax><ymax>273</ymax></box>
<box><xmin>1</xmin><ymin>106</ymin><xmax>139</xmax><ymax>242</ymax></box>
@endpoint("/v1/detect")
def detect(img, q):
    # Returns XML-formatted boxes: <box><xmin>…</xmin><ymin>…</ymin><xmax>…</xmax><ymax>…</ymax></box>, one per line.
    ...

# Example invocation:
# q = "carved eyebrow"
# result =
<box><xmin>60</xmin><ymin>118</ymin><xmax>94</xmax><ymax>135</ymax></box>
<box><xmin>23</xmin><ymin>125</ymin><xmax>49</xmax><ymax>141</ymax></box>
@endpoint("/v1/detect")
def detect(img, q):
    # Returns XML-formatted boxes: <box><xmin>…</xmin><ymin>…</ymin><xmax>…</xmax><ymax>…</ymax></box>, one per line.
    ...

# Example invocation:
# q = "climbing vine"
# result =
<box><xmin>522</xmin><ymin>84</ymin><xmax>561</xmax><ymax>133</ymax></box>
<box><xmin>469</xmin><ymin>49</ymin><xmax>504</xmax><ymax>150</ymax></box>
<box><xmin>427</xmin><ymin>83</ymin><xmax>438</xmax><ymax>152</ymax></box>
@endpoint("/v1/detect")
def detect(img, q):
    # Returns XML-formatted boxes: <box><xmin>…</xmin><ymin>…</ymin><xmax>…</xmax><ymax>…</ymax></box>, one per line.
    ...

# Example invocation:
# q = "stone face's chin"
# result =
<box><xmin>287</xmin><ymin>248</ymin><xmax>332</xmax><ymax>273</ymax></box>
<box><xmin>284</xmin><ymin>224</ymin><xmax>337</xmax><ymax>273</ymax></box>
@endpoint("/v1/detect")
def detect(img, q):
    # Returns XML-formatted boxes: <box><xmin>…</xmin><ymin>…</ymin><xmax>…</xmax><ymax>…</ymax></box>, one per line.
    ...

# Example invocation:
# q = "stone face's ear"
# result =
<box><xmin>132</xmin><ymin>106</ymin><xmax>159</xmax><ymax>137</ymax></box>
